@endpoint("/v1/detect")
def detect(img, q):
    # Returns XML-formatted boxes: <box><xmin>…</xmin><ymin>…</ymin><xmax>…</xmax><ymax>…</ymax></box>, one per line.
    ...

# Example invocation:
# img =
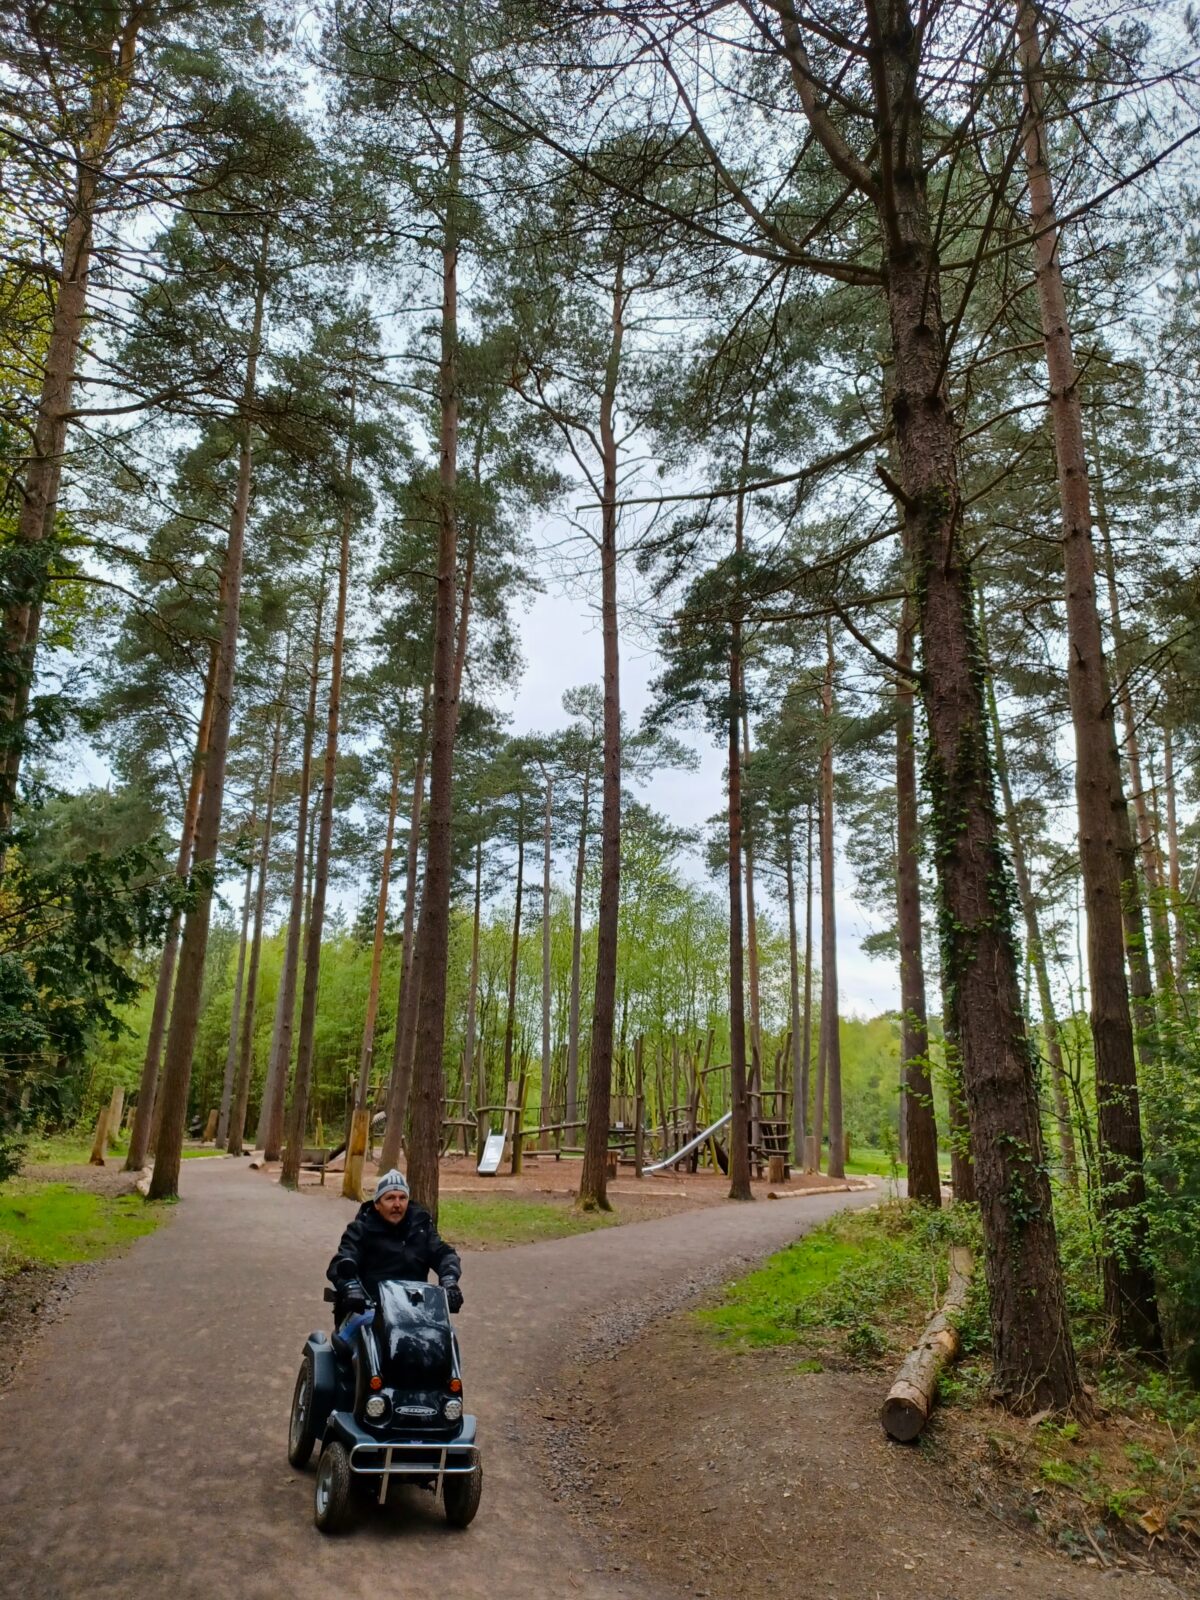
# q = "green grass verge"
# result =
<box><xmin>698</xmin><ymin>1201</ymin><xmax>984</xmax><ymax>1358</ymax></box>
<box><xmin>438</xmin><ymin>1193</ymin><xmax>616</xmax><ymax>1248</ymax></box>
<box><xmin>23</xmin><ymin>1131</ymin><xmax>226</xmax><ymax>1167</ymax></box>
<box><xmin>0</xmin><ymin>1180</ymin><xmax>163</xmax><ymax>1279</ymax></box>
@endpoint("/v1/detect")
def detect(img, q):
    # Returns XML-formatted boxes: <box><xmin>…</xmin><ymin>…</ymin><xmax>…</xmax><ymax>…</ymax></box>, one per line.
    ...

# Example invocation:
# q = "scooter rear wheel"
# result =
<box><xmin>314</xmin><ymin>1441</ymin><xmax>355</xmax><ymax>1533</ymax></box>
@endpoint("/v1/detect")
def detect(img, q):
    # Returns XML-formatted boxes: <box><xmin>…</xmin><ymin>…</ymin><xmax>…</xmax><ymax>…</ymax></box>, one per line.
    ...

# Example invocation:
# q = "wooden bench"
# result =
<box><xmin>301</xmin><ymin>1147</ymin><xmax>333</xmax><ymax>1184</ymax></box>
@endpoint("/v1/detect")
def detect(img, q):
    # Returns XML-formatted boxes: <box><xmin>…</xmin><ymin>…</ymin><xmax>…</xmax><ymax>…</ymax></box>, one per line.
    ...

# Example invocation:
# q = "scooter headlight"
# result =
<box><xmin>365</xmin><ymin>1394</ymin><xmax>389</xmax><ymax>1420</ymax></box>
<box><xmin>443</xmin><ymin>1397</ymin><xmax>463</xmax><ymax>1421</ymax></box>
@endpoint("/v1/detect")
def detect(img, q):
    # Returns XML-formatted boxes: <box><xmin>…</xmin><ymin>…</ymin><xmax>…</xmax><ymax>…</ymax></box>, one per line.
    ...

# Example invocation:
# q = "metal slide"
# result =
<box><xmin>476</xmin><ymin>1130</ymin><xmax>506</xmax><ymax>1175</ymax></box>
<box><xmin>642</xmin><ymin>1109</ymin><xmax>733</xmax><ymax>1174</ymax></box>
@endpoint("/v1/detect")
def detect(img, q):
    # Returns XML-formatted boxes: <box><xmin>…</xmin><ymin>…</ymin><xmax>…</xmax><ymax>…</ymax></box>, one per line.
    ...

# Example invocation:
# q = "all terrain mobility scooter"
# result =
<box><xmin>287</xmin><ymin>1278</ymin><xmax>482</xmax><ymax>1534</ymax></box>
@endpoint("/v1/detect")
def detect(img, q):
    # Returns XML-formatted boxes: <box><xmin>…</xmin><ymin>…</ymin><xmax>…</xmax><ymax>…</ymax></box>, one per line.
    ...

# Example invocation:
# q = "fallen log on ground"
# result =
<box><xmin>880</xmin><ymin>1245</ymin><xmax>973</xmax><ymax>1442</ymax></box>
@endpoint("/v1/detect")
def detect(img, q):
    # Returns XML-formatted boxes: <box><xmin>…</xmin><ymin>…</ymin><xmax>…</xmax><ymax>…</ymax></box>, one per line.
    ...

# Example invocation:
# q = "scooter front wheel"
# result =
<box><xmin>314</xmin><ymin>1441</ymin><xmax>355</xmax><ymax>1533</ymax></box>
<box><xmin>443</xmin><ymin>1463</ymin><xmax>483</xmax><ymax>1528</ymax></box>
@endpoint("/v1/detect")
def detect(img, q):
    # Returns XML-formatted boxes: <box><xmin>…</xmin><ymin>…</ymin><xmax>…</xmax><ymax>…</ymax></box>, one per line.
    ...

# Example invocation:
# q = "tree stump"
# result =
<box><xmin>605</xmin><ymin>1149</ymin><xmax>619</xmax><ymax>1178</ymax></box>
<box><xmin>768</xmin><ymin>1154</ymin><xmax>786</xmax><ymax>1184</ymax></box>
<box><xmin>201</xmin><ymin>1108</ymin><xmax>219</xmax><ymax>1143</ymax></box>
<box><xmin>881</xmin><ymin>1247</ymin><xmax>973</xmax><ymax>1442</ymax></box>
<box><xmin>803</xmin><ymin>1135</ymin><xmax>820</xmax><ymax>1172</ymax></box>
<box><xmin>341</xmin><ymin>1107</ymin><xmax>370</xmax><ymax>1200</ymax></box>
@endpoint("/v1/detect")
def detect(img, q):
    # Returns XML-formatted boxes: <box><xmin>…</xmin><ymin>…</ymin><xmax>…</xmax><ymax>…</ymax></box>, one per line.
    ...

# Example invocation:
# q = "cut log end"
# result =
<box><xmin>880</xmin><ymin>1391</ymin><xmax>927</xmax><ymax>1443</ymax></box>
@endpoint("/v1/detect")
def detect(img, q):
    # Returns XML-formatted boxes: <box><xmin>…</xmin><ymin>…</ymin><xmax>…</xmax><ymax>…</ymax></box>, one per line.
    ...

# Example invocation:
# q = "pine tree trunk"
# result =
<box><xmin>801</xmin><ymin>802</ymin><xmax>814</xmax><ymax>1167</ymax></box>
<box><xmin>354</xmin><ymin>752</ymin><xmax>403</xmax><ymax>1106</ymax></box>
<box><xmin>820</xmin><ymin>624</ymin><xmax>844</xmax><ymax>1180</ymax></box>
<box><xmin>503</xmin><ymin>798</ymin><xmax>526</xmax><ymax>1088</ymax></box>
<box><xmin>216</xmin><ymin>857</ymin><xmax>255</xmax><ymax>1146</ymax></box>
<box><xmin>578</xmin><ymin>262</ymin><xmax>626</xmax><ymax>1213</ymax></box>
<box><xmin>726</xmin><ymin>627</ymin><xmax>753</xmax><ymax>1201</ymax></box>
<box><xmin>786</xmin><ymin>824</ymin><xmax>805</xmax><ymax>1164</ymax></box>
<box><xmin>257</xmin><ymin>585</ymin><xmax>325</xmax><ymax>1159</ymax></box>
<box><xmin>281</xmin><ymin>422</ymin><xmax>356</xmax><ymax>1190</ymax></box>
<box><xmin>147</xmin><ymin>251</ymin><xmax>268</xmax><ymax>1203</ymax></box>
<box><xmin>227</xmin><ymin>679</ymin><xmax>286</xmax><ymax>1156</ymax></box>
<box><xmin>406</xmin><ymin>105</ymin><xmax>466</xmax><ymax>1217</ymax></box>
<box><xmin>463</xmin><ymin>831</ymin><xmax>483</xmax><ymax>1136</ymax></box>
<box><xmin>0</xmin><ymin>15</ymin><xmax>140</xmax><ymax>849</ymax></box>
<box><xmin>540</xmin><ymin>773</ymin><xmax>553</xmax><ymax>1147</ymax></box>
<box><xmin>1093</xmin><ymin>448</ymin><xmax>1173</xmax><ymax>1015</ymax></box>
<box><xmin>1018</xmin><ymin>0</ymin><xmax>1159</xmax><ymax>1353</ymax></box>
<box><xmin>378</xmin><ymin>686</ymin><xmax>430</xmax><ymax>1172</ymax></box>
<box><xmin>124</xmin><ymin>646</ymin><xmax>218</xmax><ymax>1172</ymax></box>
<box><xmin>566</xmin><ymin>766</ymin><xmax>590</xmax><ymax>1128</ymax></box>
<box><xmin>896</xmin><ymin>598</ymin><xmax>940</xmax><ymax>1204</ymax></box>
<box><xmin>1163</xmin><ymin>724</ymin><xmax>1187</xmax><ymax>986</ymax></box>
<box><xmin>849</xmin><ymin>2</ymin><xmax>1079</xmax><ymax>1408</ymax></box>
<box><xmin>980</xmin><ymin>600</ymin><xmax>1078</xmax><ymax>1189</ymax></box>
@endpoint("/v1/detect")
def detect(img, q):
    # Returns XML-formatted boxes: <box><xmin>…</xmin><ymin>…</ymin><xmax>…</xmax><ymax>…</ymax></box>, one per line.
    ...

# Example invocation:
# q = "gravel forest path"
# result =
<box><xmin>0</xmin><ymin>1158</ymin><xmax>876</xmax><ymax>1600</ymax></box>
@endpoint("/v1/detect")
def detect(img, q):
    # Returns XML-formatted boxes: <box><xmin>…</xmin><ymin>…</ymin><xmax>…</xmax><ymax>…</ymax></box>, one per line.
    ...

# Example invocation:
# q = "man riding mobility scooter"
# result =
<box><xmin>286</xmin><ymin>1169</ymin><xmax>482</xmax><ymax>1533</ymax></box>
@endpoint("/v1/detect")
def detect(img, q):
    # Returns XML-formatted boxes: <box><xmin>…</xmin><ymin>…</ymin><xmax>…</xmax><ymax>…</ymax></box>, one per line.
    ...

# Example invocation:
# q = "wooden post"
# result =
<box><xmin>201</xmin><ymin>1108</ymin><xmax>219</xmax><ymax>1144</ymax></box>
<box><xmin>509</xmin><ymin>1073</ymin><xmax>529</xmax><ymax>1176</ymax></box>
<box><xmin>634</xmin><ymin>1036</ymin><xmax>645</xmax><ymax>1178</ymax></box>
<box><xmin>804</xmin><ymin>1134</ymin><xmax>820</xmax><ymax>1173</ymax></box>
<box><xmin>105</xmin><ymin>1085</ymin><xmax>125</xmax><ymax>1150</ymax></box>
<box><xmin>88</xmin><ymin>1106</ymin><xmax>110</xmax><ymax>1166</ymax></box>
<box><xmin>343</xmin><ymin>1107</ymin><xmax>370</xmax><ymax>1200</ymax></box>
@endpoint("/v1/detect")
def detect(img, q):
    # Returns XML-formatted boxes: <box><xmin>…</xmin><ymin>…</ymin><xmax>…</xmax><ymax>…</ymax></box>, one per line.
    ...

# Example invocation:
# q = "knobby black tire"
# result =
<box><xmin>314</xmin><ymin>1441</ymin><xmax>355</xmax><ymax>1534</ymax></box>
<box><xmin>443</xmin><ymin>1464</ymin><xmax>483</xmax><ymax>1529</ymax></box>
<box><xmin>287</xmin><ymin>1355</ymin><xmax>317</xmax><ymax>1469</ymax></box>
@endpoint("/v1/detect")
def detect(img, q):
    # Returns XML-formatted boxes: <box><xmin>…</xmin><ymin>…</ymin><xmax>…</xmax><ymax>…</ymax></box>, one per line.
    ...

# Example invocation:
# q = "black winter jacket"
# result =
<box><xmin>326</xmin><ymin>1200</ymin><xmax>461</xmax><ymax>1294</ymax></box>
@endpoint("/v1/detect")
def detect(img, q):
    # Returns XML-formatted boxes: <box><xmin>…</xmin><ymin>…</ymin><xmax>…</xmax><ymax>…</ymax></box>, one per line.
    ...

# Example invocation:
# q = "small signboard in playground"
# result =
<box><xmin>477</xmin><ymin>1131</ymin><xmax>505</xmax><ymax>1176</ymax></box>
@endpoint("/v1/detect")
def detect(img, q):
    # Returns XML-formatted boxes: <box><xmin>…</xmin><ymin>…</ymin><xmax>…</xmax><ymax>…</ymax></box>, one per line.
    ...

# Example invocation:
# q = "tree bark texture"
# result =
<box><xmin>503</xmin><ymin>796</ymin><xmax>526</xmax><ymax>1090</ymax></box>
<box><xmin>578</xmin><ymin>261</ymin><xmax>626</xmax><ymax>1212</ymax></box>
<box><xmin>786</xmin><ymin>825</ymin><xmax>805</xmax><ymax>1163</ymax></box>
<box><xmin>820</xmin><ymin>624</ymin><xmax>844</xmax><ymax>1180</ymax></box>
<box><xmin>566</xmin><ymin>765</ymin><xmax>590</xmax><ymax>1128</ymax></box>
<box><xmin>257</xmin><ymin>585</ymin><xmax>325</xmax><ymax>1159</ymax></box>
<box><xmin>281</xmin><ymin>427</ymin><xmax>356</xmax><ymax>1189</ymax></box>
<box><xmin>407</xmin><ymin>104</ymin><xmax>466</xmax><ymax>1217</ymax></box>
<box><xmin>378</xmin><ymin>685</ymin><xmax>430</xmax><ymax>1172</ymax></box>
<box><xmin>980</xmin><ymin>600</ymin><xmax>1078</xmax><ymax>1189</ymax></box>
<box><xmin>726</xmin><ymin>628</ymin><xmax>753</xmax><ymax>1200</ymax></box>
<box><xmin>216</xmin><ymin>857</ymin><xmax>255</xmax><ymax>1147</ymax></box>
<box><xmin>540</xmin><ymin>771</ymin><xmax>553</xmax><ymax>1146</ymax></box>
<box><xmin>0</xmin><ymin>11</ymin><xmax>141</xmax><ymax>847</ymax></box>
<box><xmin>835</xmin><ymin>2</ymin><xmax>1080</xmax><ymax>1408</ymax></box>
<box><xmin>124</xmin><ymin>645</ymin><xmax>218</xmax><ymax>1172</ymax></box>
<box><xmin>895</xmin><ymin>599</ymin><xmax>940</xmax><ymax>1204</ymax></box>
<box><xmin>227</xmin><ymin>681</ymin><xmax>286</xmax><ymax>1156</ymax></box>
<box><xmin>147</xmin><ymin>255</ymin><xmax>267</xmax><ymax>1202</ymax></box>
<box><xmin>1018</xmin><ymin>0</ymin><xmax>1159</xmax><ymax>1352</ymax></box>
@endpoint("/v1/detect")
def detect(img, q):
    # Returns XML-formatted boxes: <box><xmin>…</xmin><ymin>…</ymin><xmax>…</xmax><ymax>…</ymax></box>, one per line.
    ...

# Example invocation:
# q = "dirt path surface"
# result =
<box><xmin>0</xmin><ymin>1159</ymin><xmax>877</xmax><ymax>1600</ymax></box>
<box><xmin>2</xmin><ymin>1164</ymin><xmax>1181</xmax><ymax>1600</ymax></box>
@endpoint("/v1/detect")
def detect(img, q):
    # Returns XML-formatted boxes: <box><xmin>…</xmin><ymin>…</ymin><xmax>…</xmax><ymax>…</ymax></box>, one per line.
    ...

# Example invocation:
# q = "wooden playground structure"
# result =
<box><xmin>441</xmin><ymin>1031</ymin><xmax>801</xmax><ymax>1184</ymax></box>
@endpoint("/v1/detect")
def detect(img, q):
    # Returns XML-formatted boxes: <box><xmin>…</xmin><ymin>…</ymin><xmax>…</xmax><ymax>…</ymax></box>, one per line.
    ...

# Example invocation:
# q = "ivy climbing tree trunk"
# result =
<box><xmin>777</xmin><ymin>0</ymin><xmax>1080</xmax><ymax>1408</ymax></box>
<box><xmin>1018</xmin><ymin>0</ymin><xmax>1160</xmax><ymax>1353</ymax></box>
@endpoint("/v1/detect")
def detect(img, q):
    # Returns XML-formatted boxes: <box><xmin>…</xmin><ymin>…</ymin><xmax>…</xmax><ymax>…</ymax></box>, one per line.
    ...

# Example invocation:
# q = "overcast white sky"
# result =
<box><xmin>500</xmin><ymin>555</ymin><xmax>902</xmax><ymax>1018</ymax></box>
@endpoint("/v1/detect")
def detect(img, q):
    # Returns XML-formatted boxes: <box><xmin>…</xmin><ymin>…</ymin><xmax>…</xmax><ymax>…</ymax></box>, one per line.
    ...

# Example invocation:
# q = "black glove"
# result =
<box><xmin>443</xmin><ymin>1282</ymin><xmax>463</xmax><ymax>1314</ymax></box>
<box><xmin>342</xmin><ymin>1280</ymin><xmax>368</xmax><ymax>1314</ymax></box>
